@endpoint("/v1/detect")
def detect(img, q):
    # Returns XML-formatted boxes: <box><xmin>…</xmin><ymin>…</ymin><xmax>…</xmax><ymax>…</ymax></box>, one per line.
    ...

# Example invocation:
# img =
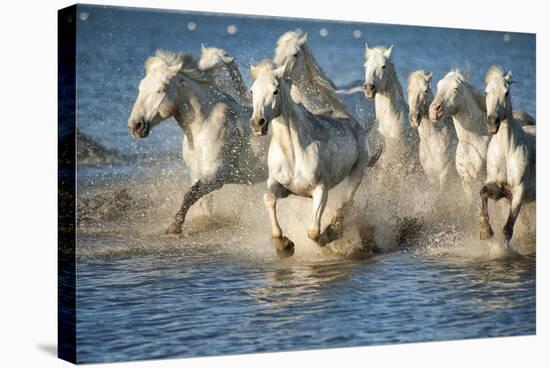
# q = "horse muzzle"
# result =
<box><xmin>364</xmin><ymin>83</ymin><xmax>377</xmax><ymax>99</ymax></box>
<box><xmin>429</xmin><ymin>104</ymin><xmax>444</xmax><ymax>122</ymax></box>
<box><xmin>250</xmin><ymin>117</ymin><xmax>268</xmax><ymax>136</ymax></box>
<box><xmin>409</xmin><ymin>112</ymin><xmax>421</xmax><ymax>128</ymax></box>
<box><xmin>129</xmin><ymin>120</ymin><xmax>150</xmax><ymax>138</ymax></box>
<box><xmin>487</xmin><ymin>115</ymin><xmax>501</xmax><ymax>135</ymax></box>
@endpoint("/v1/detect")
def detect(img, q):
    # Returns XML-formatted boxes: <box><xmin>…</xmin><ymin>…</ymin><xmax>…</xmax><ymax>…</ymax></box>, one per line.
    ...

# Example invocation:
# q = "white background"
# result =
<box><xmin>0</xmin><ymin>0</ymin><xmax>547</xmax><ymax>366</ymax></box>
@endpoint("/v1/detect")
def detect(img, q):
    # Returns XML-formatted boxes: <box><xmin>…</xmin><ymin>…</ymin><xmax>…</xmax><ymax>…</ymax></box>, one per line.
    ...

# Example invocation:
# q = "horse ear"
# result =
<box><xmin>384</xmin><ymin>45</ymin><xmax>394</xmax><ymax>59</ymax></box>
<box><xmin>299</xmin><ymin>33</ymin><xmax>308</xmax><ymax>45</ymax></box>
<box><xmin>364</xmin><ymin>42</ymin><xmax>370</xmax><ymax>59</ymax></box>
<box><xmin>425</xmin><ymin>72</ymin><xmax>433</xmax><ymax>82</ymax></box>
<box><xmin>201</xmin><ymin>43</ymin><xmax>206</xmax><ymax>52</ymax></box>
<box><xmin>222</xmin><ymin>55</ymin><xmax>235</xmax><ymax>64</ymax></box>
<box><xmin>504</xmin><ymin>70</ymin><xmax>513</xmax><ymax>83</ymax></box>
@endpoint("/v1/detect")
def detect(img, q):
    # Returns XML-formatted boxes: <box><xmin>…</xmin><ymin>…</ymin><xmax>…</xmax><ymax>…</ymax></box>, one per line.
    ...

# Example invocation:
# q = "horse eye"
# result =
<box><xmin>382</xmin><ymin>65</ymin><xmax>386</xmax><ymax>69</ymax></box>
<box><xmin>505</xmin><ymin>91</ymin><xmax>509</xmax><ymax>97</ymax></box>
<box><xmin>293</xmin><ymin>53</ymin><xmax>298</xmax><ymax>58</ymax></box>
<box><xmin>274</xmin><ymin>89</ymin><xmax>279</xmax><ymax>95</ymax></box>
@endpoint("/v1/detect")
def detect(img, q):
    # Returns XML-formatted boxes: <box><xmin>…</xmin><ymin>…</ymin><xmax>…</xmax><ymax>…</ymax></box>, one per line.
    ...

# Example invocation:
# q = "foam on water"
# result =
<box><xmin>76</xmin><ymin>152</ymin><xmax>535</xmax><ymax>263</ymax></box>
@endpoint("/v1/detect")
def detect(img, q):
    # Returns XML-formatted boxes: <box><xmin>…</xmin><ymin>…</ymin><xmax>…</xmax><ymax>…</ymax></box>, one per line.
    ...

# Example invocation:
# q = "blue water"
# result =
<box><xmin>73</xmin><ymin>4</ymin><xmax>536</xmax><ymax>364</ymax></box>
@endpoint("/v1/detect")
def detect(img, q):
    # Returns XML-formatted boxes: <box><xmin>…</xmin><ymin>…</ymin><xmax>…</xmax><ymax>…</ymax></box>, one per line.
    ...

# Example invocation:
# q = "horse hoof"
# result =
<box><xmin>307</xmin><ymin>228</ymin><xmax>320</xmax><ymax>242</ymax></box>
<box><xmin>480</xmin><ymin>226</ymin><xmax>494</xmax><ymax>240</ymax></box>
<box><xmin>319</xmin><ymin>224</ymin><xmax>343</xmax><ymax>247</ymax></box>
<box><xmin>273</xmin><ymin>236</ymin><xmax>295</xmax><ymax>258</ymax></box>
<box><xmin>165</xmin><ymin>224</ymin><xmax>183</xmax><ymax>235</ymax></box>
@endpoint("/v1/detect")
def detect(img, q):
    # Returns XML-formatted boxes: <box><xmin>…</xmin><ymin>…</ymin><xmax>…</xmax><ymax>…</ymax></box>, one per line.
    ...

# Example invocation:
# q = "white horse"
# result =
<box><xmin>429</xmin><ymin>69</ymin><xmax>490</xmax><ymax>201</ymax></box>
<box><xmin>273</xmin><ymin>31</ymin><xmax>351</xmax><ymax>119</ymax></box>
<box><xmin>128</xmin><ymin>50</ymin><xmax>267</xmax><ymax>234</ymax></box>
<box><xmin>198</xmin><ymin>44</ymin><xmax>251</xmax><ymax>106</ymax></box>
<box><xmin>363</xmin><ymin>43</ymin><xmax>419</xmax><ymax>172</ymax></box>
<box><xmin>479</xmin><ymin>66</ymin><xmax>535</xmax><ymax>244</ymax></box>
<box><xmin>249</xmin><ymin>64</ymin><xmax>378</xmax><ymax>257</ymax></box>
<box><xmin>407</xmin><ymin>70</ymin><xmax>457</xmax><ymax>190</ymax></box>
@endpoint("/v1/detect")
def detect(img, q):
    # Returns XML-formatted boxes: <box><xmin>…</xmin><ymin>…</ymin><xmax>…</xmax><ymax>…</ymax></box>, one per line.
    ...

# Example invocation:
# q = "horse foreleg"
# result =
<box><xmin>319</xmin><ymin>163</ymin><xmax>365</xmax><ymax>246</ymax></box>
<box><xmin>479</xmin><ymin>182</ymin><xmax>508</xmax><ymax>240</ymax></box>
<box><xmin>307</xmin><ymin>185</ymin><xmax>328</xmax><ymax>242</ymax></box>
<box><xmin>165</xmin><ymin>179</ymin><xmax>223</xmax><ymax>234</ymax></box>
<box><xmin>503</xmin><ymin>188</ymin><xmax>523</xmax><ymax>246</ymax></box>
<box><xmin>264</xmin><ymin>178</ymin><xmax>293</xmax><ymax>258</ymax></box>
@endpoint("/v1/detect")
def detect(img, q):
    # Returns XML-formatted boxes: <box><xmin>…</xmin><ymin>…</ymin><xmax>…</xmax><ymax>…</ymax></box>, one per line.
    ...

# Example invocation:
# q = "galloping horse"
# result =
<box><xmin>249</xmin><ymin>63</ymin><xmax>378</xmax><ymax>257</ymax></box>
<box><xmin>479</xmin><ymin>66</ymin><xmax>535</xmax><ymax>245</ymax></box>
<box><xmin>407</xmin><ymin>70</ymin><xmax>457</xmax><ymax>190</ymax></box>
<box><xmin>128</xmin><ymin>50</ymin><xmax>267</xmax><ymax>234</ymax></box>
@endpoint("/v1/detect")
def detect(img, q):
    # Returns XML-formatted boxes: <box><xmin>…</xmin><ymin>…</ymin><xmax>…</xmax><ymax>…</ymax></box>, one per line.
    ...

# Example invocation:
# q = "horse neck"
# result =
<box><xmin>292</xmin><ymin>50</ymin><xmax>347</xmax><ymax>115</ymax></box>
<box><xmin>218</xmin><ymin>63</ymin><xmax>249</xmax><ymax>104</ymax></box>
<box><xmin>271</xmin><ymin>81</ymin><xmax>310</xmax><ymax>157</ymax></box>
<box><xmin>417</xmin><ymin>90</ymin><xmax>437</xmax><ymax>137</ymax></box>
<box><xmin>173</xmin><ymin>78</ymin><xmax>222</xmax><ymax>134</ymax></box>
<box><xmin>498</xmin><ymin>99</ymin><xmax>521</xmax><ymax>145</ymax></box>
<box><xmin>452</xmin><ymin>87</ymin><xmax>488</xmax><ymax>142</ymax></box>
<box><xmin>375</xmin><ymin>65</ymin><xmax>407</xmax><ymax>131</ymax></box>
<box><xmin>226</xmin><ymin>62</ymin><xmax>249</xmax><ymax>102</ymax></box>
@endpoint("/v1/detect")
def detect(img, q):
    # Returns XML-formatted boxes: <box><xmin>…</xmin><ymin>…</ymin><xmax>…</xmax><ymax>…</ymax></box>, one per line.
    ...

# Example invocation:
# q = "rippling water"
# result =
<box><xmin>71</xmin><ymin>4</ymin><xmax>536</xmax><ymax>364</ymax></box>
<box><xmin>76</xmin><ymin>247</ymin><xmax>535</xmax><ymax>363</ymax></box>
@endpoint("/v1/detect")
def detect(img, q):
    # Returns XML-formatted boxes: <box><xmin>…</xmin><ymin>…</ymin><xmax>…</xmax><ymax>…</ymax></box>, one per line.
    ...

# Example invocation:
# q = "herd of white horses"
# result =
<box><xmin>128</xmin><ymin>31</ymin><xmax>536</xmax><ymax>257</ymax></box>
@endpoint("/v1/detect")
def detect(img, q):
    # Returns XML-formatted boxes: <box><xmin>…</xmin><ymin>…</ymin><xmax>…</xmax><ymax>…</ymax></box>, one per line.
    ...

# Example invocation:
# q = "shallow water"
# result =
<box><xmin>73</xmin><ymin>161</ymin><xmax>536</xmax><ymax>363</ymax></box>
<box><xmin>76</xmin><ymin>245</ymin><xmax>535</xmax><ymax>363</ymax></box>
<box><xmin>71</xmin><ymin>4</ymin><xmax>536</xmax><ymax>364</ymax></box>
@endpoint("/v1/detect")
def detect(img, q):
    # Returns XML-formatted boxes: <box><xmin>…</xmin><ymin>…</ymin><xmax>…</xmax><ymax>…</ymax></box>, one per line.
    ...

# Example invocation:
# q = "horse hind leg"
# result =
<box><xmin>165</xmin><ymin>178</ymin><xmax>223</xmax><ymax>234</ymax></box>
<box><xmin>264</xmin><ymin>178</ymin><xmax>294</xmax><ymax>258</ymax></box>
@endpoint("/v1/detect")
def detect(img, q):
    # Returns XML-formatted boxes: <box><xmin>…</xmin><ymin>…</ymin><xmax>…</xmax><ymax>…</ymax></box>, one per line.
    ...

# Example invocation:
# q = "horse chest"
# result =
<box><xmin>182</xmin><ymin>121</ymin><xmax>227</xmax><ymax>180</ymax></box>
<box><xmin>455</xmin><ymin>140</ymin><xmax>486</xmax><ymax>181</ymax></box>
<box><xmin>268</xmin><ymin>143</ymin><xmax>320</xmax><ymax>196</ymax></box>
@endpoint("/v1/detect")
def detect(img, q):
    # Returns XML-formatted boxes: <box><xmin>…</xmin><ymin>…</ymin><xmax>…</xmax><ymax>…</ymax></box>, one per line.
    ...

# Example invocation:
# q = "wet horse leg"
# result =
<box><xmin>479</xmin><ymin>182</ymin><xmax>510</xmax><ymax>240</ymax></box>
<box><xmin>319</xmin><ymin>162</ymin><xmax>365</xmax><ymax>246</ymax></box>
<box><xmin>264</xmin><ymin>178</ymin><xmax>294</xmax><ymax>258</ymax></box>
<box><xmin>503</xmin><ymin>187</ymin><xmax>523</xmax><ymax>247</ymax></box>
<box><xmin>165</xmin><ymin>179</ymin><xmax>223</xmax><ymax>234</ymax></box>
<box><xmin>307</xmin><ymin>185</ymin><xmax>328</xmax><ymax>242</ymax></box>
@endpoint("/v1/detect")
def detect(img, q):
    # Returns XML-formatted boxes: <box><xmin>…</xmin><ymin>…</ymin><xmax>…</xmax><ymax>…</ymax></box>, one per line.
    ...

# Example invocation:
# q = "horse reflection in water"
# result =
<box><xmin>247</xmin><ymin>258</ymin><xmax>372</xmax><ymax>310</ymax></box>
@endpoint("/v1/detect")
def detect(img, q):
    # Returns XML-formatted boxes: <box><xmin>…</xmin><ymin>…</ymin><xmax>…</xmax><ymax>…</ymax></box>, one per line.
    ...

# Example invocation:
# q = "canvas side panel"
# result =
<box><xmin>58</xmin><ymin>5</ymin><xmax>77</xmax><ymax>364</ymax></box>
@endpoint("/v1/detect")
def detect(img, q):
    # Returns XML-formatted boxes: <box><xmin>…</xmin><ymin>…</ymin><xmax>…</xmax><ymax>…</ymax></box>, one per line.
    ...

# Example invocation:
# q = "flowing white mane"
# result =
<box><xmin>407</xmin><ymin>70</ymin><xmax>430</xmax><ymax>87</ymax></box>
<box><xmin>274</xmin><ymin>31</ymin><xmax>337</xmax><ymax>92</ymax></box>
<box><xmin>145</xmin><ymin>49</ymin><xmax>215</xmax><ymax>84</ymax></box>
<box><xmin>485</xmin><ymin>65</ymin><xmax>506</xmax><ymax>85</ymax></box>
<box><xmin>447</xmin><ymin>68</ymin><xmax>486</xmax><ymax>112</ymax></box>
<box><xmin>199</xmin><ymin>45</ymin><xmax>249</xmax><ymax>104</ymax></box>
<box><xmin>250</xmin><ymin>59</ymin><xmax>275</xmax><ymax>80</ymax></box>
